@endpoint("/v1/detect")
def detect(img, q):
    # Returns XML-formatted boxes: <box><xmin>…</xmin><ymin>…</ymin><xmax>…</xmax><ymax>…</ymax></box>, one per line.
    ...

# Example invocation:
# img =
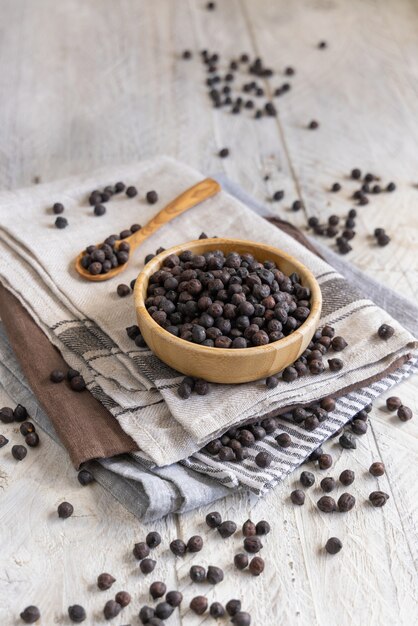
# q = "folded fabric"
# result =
<box><xmin>182</xmin><ymin>354</ymin><xmax>417</xmax><ymax>492</ymax></box>
<box><xmin>0</xmin><ymin>214</ymin><xmax>319</xmax><ymax>469</ymax></box>
<box><xmin>0</xmin><ymin>157</ymin><xmax>416</xmax><ymax>469</ymax></box>
<box><xmin>0</xmin><ymin>324</ymin><xmax>233</xmax><ymax>521</ymax></box>
<box><xmin>2</xmin><ymin>207</ymin><xmax>417</xmax><ymax>498</ymax></box>
<box><xmin>0</xmin><ymin>283</ymin><xmax>138</xmax><ymax>468</ymax></box>
<box><xmin>1</xmin><ymin>172</ymin><xmax>418</xmax><ymax>518</ymax></box>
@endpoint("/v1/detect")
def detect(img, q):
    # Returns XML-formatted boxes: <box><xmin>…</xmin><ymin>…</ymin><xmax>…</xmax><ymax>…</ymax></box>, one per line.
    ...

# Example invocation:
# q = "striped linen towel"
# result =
<box><xmin>0</xmin><ymin>157</ymin><xmax>416</xmax><ymax>470</ymax></box>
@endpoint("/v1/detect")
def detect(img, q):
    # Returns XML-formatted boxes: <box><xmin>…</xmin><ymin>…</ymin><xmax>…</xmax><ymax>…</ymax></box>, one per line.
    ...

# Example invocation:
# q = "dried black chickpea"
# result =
<box><xmin>339</xmin><ymin>469</ymin><xmax>355</xmax><ymax>486</ymax></box>
<box><xmin>177</xmin><ymin>378</ymin><xmax>193</xmax><ymax>399</ymax></box>
<box><xmin>12</xmin><ymin>445</ymin><xmax>27</xmax><ymax>461</ymax></box>
<box><xmin>146</xmin><ymin>531</ymin><xmax>162</xmax><ymax>548</ymax></box>
<box><xmin>378</xmin><ymin>323</ymin><xmax>395</xmax><ymax>340</ymax></box>
<box><xmin>190</xmin><ymin>595</ymin><xmax>208</xmax><ymax>615</ymax></box>
<box><xmin>139</xmin><ymin>606</ymin><xmax>155</xmax><ymax>623</ymax></box>
<box><xmin>338</xmin><ymin>492</ymin><xmax>356</xmax><ymax>512</ymax></box>
<box><xmin>234</xmin><ymin>553</ymin><xmax>249</xmax><ymax>570</ymax></box>
<box><xmin>126</xmin><ymin>185</ymin><xmax>138</xmax><ymax>198</ymax></box>
<box><xmin>325</xmin><ymin>537</ymin><xmax>342</xmax><ymax>554</ymax></box>
<box><xmin>317</xmin><ymin>495</ymin><xmax>337</xmax><ymax>513</ymax></box>
<box><xmin>20</xmin><ymin>606</ymin><xmax>41</xmax><ymax>623</ymax></box>
<box><xmin>115</xmin><ymin>591</ymin><xmax>131</xmax><ymax>607</ymax></box>
<box><xmin>256</xmin><ymin>520</ymin><xmax>270</xmax><ymax>535</ymax></box>
<box><xmin>249</xmin><ymin>555</ymin><xmax>265</xmax><ymax>576</ymax></box>
<box><xmin>276</xmin><ymin>432</ymin><xmax>291</xmax><ymax>447</ymax></box>
<box><xmin>397</xmin><ymin>405</ymin><xmax>413</xmax><ymax>422</ymax></box>
<box><xmin>255</xmin><ymin>451</ymin><xmax>271</xmax><ymax>468</ymax></box>
<box><xmin>206</xmin><ymin>511</ymin><xmax>222</xmax><ymax>528</ymax></box>
<box><xmin>67</xmin><ymin>368</ymin><xmax>80</xmax><ymax>381</ymax></box>
<box><xmin>187</xmin><ymin>535</ymin><xmax>203</xmax><ymax>552</ymax></box>
<box><xmin>369</xmin><ymin>491</ymin><xmax>389</xmax><ymax>507</ymax></box>
<box><xmin>242</xmin><ymin>519</ymin><xmax>256</xmax><ymax>536</ymax></box>
<box><xmin>290</xmin><ymin>489</ymin><xmax>305</xmax><ymax>506</ymax></box>
<box><xmin>77</xmin><ymin>469</ymin><xmax>94</xmax><ymax>486</ymax></box>
<box><xmin>332</xmin><ymin>336</ymin><xmax>348</xmax><ymax>351</ymax></box>
<box><xmin>0</xmin><ymin>406</ymin><xmax>14</xmax><ymax>423</ymax></box>
<box><xmin>169</xmin><ymin>539</ymin><xmax>186</xmax><ymax>557</ymax></box>
<box><xmin>320</xmin><ymin>397</ymin><xmax>335</xmax><ymax>412</ymax></box>
<box><xmin>150</xmin><ymin>581</ymin><xmax>167</xmax><ymax>599</ymax></box>
<box><xmin>103</xmin><ymin>600</ymin><xmax>121</xmax><ymax>620</ymax></box>
<box><xmin>210</xmin><ymin>602</ymin><xmax>226</xmax><ymax>618</ymax></box>
<box><xmin>338</xmin><ymin>430</ymin><xmax>356</xmax><ymax>449</ymax></box>
<box><xmin>55</xmin><ymin>216</ymin><xmax>68</xmax><ymax>229</ymax></box>
<box><xmin>140</xmin><ymin>558</ymin><xmax>157</xmax><ymax>574</ymax></box>
<box><xmin>320</xmin><ymin>477</ymin><xmax>336</xmax><ymax>493</ymax></box>
<box><xmin>243</xmin><ymin>536</ymin><xmax>263</xmax><ymax>553</ymax></box>
<box><xmin>386</xmin><ymin>396</ymin><xmax>402</xmax><ymax>411</ymax></box>
<box><xmin>206</xmin><ymin>565</ymin><xmax>224</xmax><ymax>584</ymax></box>
<box><xmin>266</xmin><ymin>375</ymin><xmax>279</xmax><ymax>389</ymax></box>
<box><xmin>369</xmin><ymin>462</ymin><xmax>385</xmax><ymax>476</ymax></box>
<box><xmin>218</xmin><ymin>520</ymin><xmax>237</xmax><ymax>538</ymax></box>
<box><xmin>166</xmin><ymin>590</ymin><xmax>183</xmax><ymax>607</ymax></box>
<box><xmin>318</xmin><ymin>453</ymin><xmax>333</xmax><ymax>470</ymax></box>
<box><xmin>13</xmin><ymin>404</ymin><xmax>28</xmax><ymax>422</ymax></box>
<box><xmin>133</xmin><ymin>541</ymin><xmax>150</xmax><ymax>560</ymax></box>
<box><xmin>146</xmin><ymin>190</ymin><xmax>159</xmax><ymax>204</ymax></box>
<box><xmin>117</xmin><ymin>284</ymin><xmax>130</xmax><ymax>298</ymax></box>
<box><xmin>273</xmin><ymin>190</ymin><xmax>285</xmax><ymax>201</ymax></box>
<box><xmin>53</xmin><ymin>202</ymin><xmax>64</xmax><ymax>214</ymax></box>
<box><xmin>17</xmin><ymin>420</ymin><xmax>33</xmax><ymax>435</ymax></box>
<box><xmin>70</xmin><ymin>375</ymin><xmax>86</xmax><ymax>392</ymax></box>
<box><xmin>190</xmin><ymin>565</ymin><xmax>206</xmax><ymax>583</ymax></box>
<box><xmin>300</xmin><ymin>471</ymin><xmax>315</xmax><ymax>488</ymax></box>
<box><xmin>232</xmin><ymin>611</ymin><xmax>252</xmax><ymax>625</ymax></box>
<box><xmin>351</xmin><ymin>419</ymin><xmax>368</xmax><ymax>435</ymax></box>
<box><xmin>68</xmin><ymin>604</ymin><xmax>86</xmax><ymax>623</ymax></box>
<box><xmin>25</xmin><ymin>433</ymin><xmax>39</xmax><ymax>447</ymax></box>
<box><xmin>97</xmin><ymin>573</ymin><xmax>115</xmax><ymax>590</ymax></box>
<box><xmin>226</xmin><ymin>599</ymin><xmax>242</xmax><ymax>616</ymax></box>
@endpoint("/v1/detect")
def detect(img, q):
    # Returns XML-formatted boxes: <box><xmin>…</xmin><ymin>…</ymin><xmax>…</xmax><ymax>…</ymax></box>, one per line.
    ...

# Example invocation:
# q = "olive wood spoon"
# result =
<box><xmin>75</xmin><ymin>177</ymin><xmax>221</xmax><ymax>281</ymax></box>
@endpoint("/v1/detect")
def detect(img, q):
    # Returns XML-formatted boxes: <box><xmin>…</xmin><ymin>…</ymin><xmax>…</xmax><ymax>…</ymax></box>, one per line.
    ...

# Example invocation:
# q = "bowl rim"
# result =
<box><xmin>134</xmin><ymin>237</ymin><xmax>322</xmax><ymax>358</ymax></box>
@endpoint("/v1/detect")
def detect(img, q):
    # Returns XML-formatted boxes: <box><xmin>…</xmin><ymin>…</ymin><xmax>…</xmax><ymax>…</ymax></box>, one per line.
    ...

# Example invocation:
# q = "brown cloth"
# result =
<box><xmin>0</xmin><ymin>218</ymin><xmax>407</xmax><ymax>468</ymax></box>
<box><xmin>0</xmin><ymin>284</ymin><xmax>138</xmax><ymax>467</ymax></box>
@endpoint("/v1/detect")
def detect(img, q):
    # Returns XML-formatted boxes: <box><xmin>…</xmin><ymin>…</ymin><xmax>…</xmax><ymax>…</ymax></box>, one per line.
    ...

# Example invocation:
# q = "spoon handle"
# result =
<box><xmin>128</xmin><ymin>178</ymin><xmax>221</xmax><ymax>251</ymax></box>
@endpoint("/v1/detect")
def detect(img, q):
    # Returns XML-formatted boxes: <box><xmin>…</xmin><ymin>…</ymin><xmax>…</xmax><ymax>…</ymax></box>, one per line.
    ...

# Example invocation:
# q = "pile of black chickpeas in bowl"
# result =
<box><xmin>134</xmin><ymin>238</ymin><xmax>322</xmax><ymax>384</ymax></box>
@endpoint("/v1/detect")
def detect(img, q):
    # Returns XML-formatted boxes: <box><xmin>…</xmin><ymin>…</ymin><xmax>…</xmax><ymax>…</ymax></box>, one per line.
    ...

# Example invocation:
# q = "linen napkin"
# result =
<box><xmin>1</xmin><ymin>301</ymin><xmax>416</xmax><ymax>500</ymax></box>
<box><xmin>0</xmin><ymin>325</ymin><xmax>232</xmax><ymax>521</ymax></box>
<box><xmin>0</xmin><ymin>157</ymin><xmax>416</xmax><ymax>468</ymax></box>
<box><xmin>1</xmin><ymin>172</ymin><xmax>418</xmax><ymax>516</ymax></box>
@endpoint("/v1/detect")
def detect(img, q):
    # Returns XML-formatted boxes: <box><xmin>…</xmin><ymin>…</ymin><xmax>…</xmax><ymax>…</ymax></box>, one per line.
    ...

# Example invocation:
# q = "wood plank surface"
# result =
<box><xmin>0</xmin><ymin>1</ymin><xmax>417</xmax><ymax>625</ymax></box>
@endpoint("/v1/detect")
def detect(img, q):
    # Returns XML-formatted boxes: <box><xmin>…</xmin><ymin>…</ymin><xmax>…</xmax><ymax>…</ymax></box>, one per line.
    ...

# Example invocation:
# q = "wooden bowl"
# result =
<box><xmin>134</xmin><ymin>238</ymin><xmax>322</xmax><ymax>384</ymax></box>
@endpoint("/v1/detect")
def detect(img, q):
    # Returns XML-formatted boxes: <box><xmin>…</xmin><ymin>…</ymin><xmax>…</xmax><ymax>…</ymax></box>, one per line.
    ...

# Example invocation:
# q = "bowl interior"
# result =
<box><xmin>133</xmin><ymin>238</ymin><xmax>322</xmax><ymax>382</ymax></box>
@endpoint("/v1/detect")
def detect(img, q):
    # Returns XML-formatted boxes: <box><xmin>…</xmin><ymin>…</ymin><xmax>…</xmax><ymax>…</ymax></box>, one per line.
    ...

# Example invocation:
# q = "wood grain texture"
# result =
<box><xmin>0</xmin><ymin>0</ymin><xmax>417</xmax><ymax>624</ymax></box>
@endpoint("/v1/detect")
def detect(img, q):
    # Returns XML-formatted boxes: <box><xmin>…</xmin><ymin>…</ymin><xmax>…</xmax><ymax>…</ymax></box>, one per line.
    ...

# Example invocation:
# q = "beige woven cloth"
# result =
<box><xmin>0</xmin><ymin>157</ymin><xmax>416</xmax><ymax>466</ymax></box>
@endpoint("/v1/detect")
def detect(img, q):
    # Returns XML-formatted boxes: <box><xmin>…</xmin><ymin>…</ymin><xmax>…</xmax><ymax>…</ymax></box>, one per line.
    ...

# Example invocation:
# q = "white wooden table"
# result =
<box><xmin>1</xmin><ymin>1</ymin><xmax>417</xmax><ymax>624</ymax></box>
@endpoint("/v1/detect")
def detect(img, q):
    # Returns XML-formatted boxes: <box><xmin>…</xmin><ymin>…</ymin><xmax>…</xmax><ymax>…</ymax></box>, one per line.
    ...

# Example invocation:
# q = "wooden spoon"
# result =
<box><xmin>75</xmin><ymin>177</ymin><xmax>221</xmax><ymax>281</ymax></box>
